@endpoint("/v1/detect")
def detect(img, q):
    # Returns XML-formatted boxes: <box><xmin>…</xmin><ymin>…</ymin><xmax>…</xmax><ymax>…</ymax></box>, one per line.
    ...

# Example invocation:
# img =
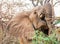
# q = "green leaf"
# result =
<box><xmin>54</xmin><ymin>20</ymin><xmax>60</xmax><ymax>25</ymax></box>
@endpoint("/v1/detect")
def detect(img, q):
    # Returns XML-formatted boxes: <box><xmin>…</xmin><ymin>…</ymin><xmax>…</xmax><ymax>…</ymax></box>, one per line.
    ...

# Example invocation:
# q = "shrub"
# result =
<box><xmin>32</xmin><ymin>30</ymin><xmax>60</xmax><ymax>44</ymax></box>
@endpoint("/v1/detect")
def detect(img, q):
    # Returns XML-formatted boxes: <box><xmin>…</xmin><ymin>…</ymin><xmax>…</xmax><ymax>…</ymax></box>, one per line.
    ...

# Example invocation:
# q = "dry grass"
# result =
<box><xmin>0</xmin><ymin>29</ymin><xmax>20</xmax><ymax>44</ymax></box>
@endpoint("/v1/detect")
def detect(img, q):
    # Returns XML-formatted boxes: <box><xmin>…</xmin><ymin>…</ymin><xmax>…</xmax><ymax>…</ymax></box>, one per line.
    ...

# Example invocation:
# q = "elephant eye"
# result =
<box><xmin>34</xmin><ymin>11</ymin><xmax>37</xmax><ymax>14</ymax></box>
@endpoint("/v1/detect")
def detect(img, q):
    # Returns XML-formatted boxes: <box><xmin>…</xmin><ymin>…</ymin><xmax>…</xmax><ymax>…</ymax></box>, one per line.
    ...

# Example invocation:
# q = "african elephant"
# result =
<box><xmin>39</xmin><ymin>2</ymin><xmax>53</xmax><ymax>35</ymax></box>
<box><xmin>6</xmin><ymin>6</ymin><xmax>48</xmax><ymax>44</ymax></box>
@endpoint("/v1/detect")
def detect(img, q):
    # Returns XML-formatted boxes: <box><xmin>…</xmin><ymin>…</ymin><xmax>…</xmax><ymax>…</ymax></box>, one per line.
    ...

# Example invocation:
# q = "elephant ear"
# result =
<box><xmin>44</xmin><ymin>3</ymin><xmax>52</xmax><ymax>18</ymax></box>
<box><xmin>6</xmin><ymin>19</ymin><xmax>21</xmax><ymax>37</ymax></box>
<box><xmin>6</xmin><ymin>11</ymin><xmax>35</xmax><ymax>39</ymax></box>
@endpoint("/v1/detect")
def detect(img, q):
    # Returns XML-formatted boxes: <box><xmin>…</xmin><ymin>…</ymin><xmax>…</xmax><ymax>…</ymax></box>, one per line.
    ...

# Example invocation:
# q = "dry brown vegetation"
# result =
<box><xmin>0</xmin><ymin>0</ymin><xmax>60</xmax><ymax>44</ymax></box>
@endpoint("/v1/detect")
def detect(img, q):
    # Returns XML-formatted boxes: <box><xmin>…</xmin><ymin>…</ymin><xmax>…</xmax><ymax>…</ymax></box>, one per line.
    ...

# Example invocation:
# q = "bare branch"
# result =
<box><xmin>55</xmin><ymin>17</ymin><xmax>60</xmax><ymax>20</ymax></box>
<box><xmin>44</xmin><ymin>0</ymin><xmax>50</xmax><ymax>4</ymax></box>
<box><xmin>53</xmin><ymin>1</ymin><xmax>60</xmax><ymax>6</ymax></box>
<box><xmin>31</xmin><ymin>0</ymin><xmax>39</xmax><ymax>7</ymax></box>
<box><xmin>39</xmin><ymin>0</ymin><xmax>43</xmax><ymax>5</ymax></box>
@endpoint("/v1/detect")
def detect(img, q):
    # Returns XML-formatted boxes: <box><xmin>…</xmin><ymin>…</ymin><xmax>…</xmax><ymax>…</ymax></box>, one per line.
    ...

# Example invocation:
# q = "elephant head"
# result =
<box><xmin>37</xmin><ymin>2</ymin><xmax>53</xmax><ymax>35</ymax></box>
